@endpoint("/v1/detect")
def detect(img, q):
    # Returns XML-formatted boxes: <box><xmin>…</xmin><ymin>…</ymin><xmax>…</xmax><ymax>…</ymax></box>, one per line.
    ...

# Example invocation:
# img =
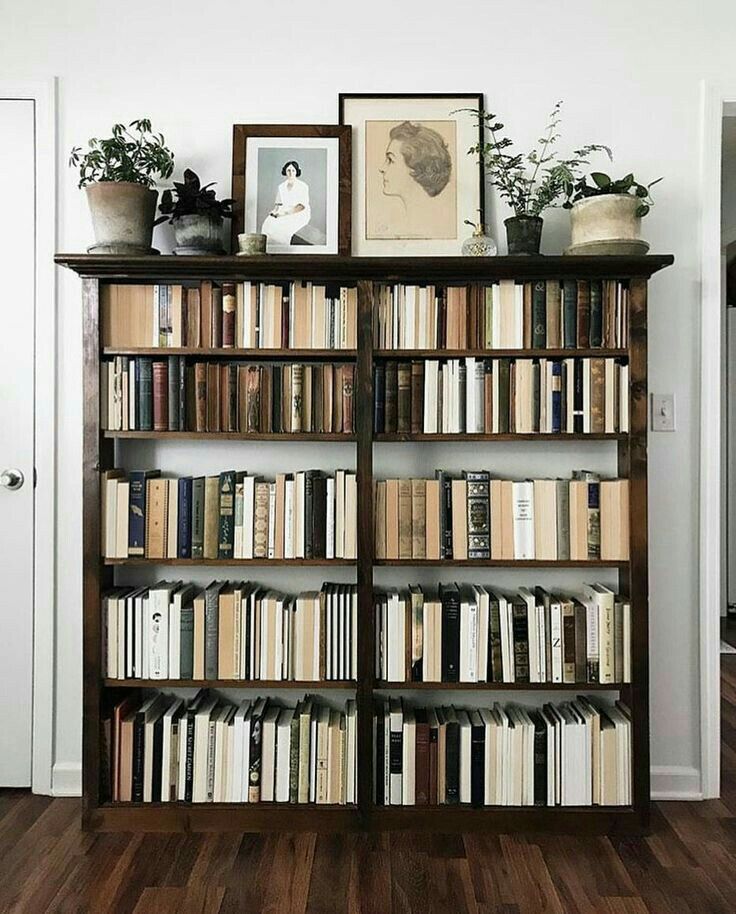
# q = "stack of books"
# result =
<box><xmin>372</xmin><ymin>279</ymin><xmax>630</xmax><ymax>350</ymax></box>
<box><xmin>102</xmin><ymin>358</ymin><xmax>355</xmax><ymax>435</ymax></box>
<box><xmin>104</xmin><ymin>581</ymin><xmax>357</xmax><ymax>681</ymax></box>
<box><xmin>373</xmin><ymin>357</ymin><xmax>629</xmax><ymax>435</ymax></box>
<box><xmin>102</xmin><ymin>281</ymin><xmax>357</xmax><ymax>350</ymax></box>
<box><xmin>375</xmin><ymin>583</ymin><xmax>630</xmax><ymax>684</ymax></box>
<box><xmin>102</xmin><ymin>468</ymin><xmax>358</xmax><ymax>561</ymax></box>
<box><xmin>108</xmin><ymin>692</ymin><xmax>357</xmax><ymax>805</ymax></box>
<box><xmin>374</xmin><ymin>471</ymin><xmax>629</xmax><ymax>561</ymax></box>
<box><xmin>374</xmin><ymin>697</ymin><xmax>632</xmax><ymax>807</ymax></box>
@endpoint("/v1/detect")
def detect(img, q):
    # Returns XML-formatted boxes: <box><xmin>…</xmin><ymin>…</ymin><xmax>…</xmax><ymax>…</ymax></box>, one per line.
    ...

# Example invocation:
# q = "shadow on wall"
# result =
<box><xmin>728</xmin><ymin>240</ymin><xmax>736</xmax><ymax>309</ymax></box>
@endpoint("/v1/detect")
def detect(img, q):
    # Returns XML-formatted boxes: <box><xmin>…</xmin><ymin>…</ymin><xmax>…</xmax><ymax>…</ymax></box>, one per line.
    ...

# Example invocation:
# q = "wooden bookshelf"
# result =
<box><xmin>57</xmin><ymin>252</ymin><xmax>672</xmax><ymax>834</ymax></box>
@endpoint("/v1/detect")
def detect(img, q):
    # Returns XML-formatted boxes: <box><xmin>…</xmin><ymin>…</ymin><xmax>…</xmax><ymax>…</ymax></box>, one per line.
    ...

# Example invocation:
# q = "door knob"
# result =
<box><xmin>0</xmin><ymin>468</ymin><xmax>24</xmax><ymax>491</ymax></box>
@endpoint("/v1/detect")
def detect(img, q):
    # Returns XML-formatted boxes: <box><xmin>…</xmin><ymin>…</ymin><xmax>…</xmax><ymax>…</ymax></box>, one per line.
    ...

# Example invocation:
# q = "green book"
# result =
<box><xmin>180</xmin><ymin>603</ymin><xmax>194</xmax><ymax>679</ymax></box>
<box><xmin>217</xmin><ymin>470</ymin><xmax>236</xmax><ymax>559</ymax></box>
<box><xmin>532</xmin><ymin>281</ymin><xmax>546</xmax><ymax>348</ymax></box>
<box><xmin>589</xmin><ymin>280</ymin><xmax>603</xmax><ymax>347</ymax></box>
<box><xmin>562</xmin><ymin>280</ymin><xmax>577</xmax><ymax>348</ymax></box>
<box><xmin>191</xmin><ymin>476</ymin><xmax>205</xmax><ymax>558</ymax></box>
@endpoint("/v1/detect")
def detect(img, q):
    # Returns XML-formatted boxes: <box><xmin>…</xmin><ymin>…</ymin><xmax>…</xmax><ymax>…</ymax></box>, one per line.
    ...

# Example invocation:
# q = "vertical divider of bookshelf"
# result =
<box><xmin>623</xmin><ymin>276</ymin><xmax>649</xmax><ymax>821</ymax></box>
<box><xmin>355</xmin><ymin>279</ymin><xmax>375</xmax><ymax>821</ymax></box>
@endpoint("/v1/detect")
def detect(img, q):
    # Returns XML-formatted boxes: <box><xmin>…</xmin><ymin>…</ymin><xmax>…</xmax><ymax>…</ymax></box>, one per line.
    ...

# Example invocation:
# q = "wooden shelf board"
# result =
<box><xmin>374</xmin><ymin>681</ymin><xmax>628</xmax><ymax>691</ymax></box>
<box><xmin>105</xmin><ymin>430</ymin><xmax>356</xmax><ymax>441</ymax></box>
<box><xmin>102</xmin><ymin>347</ymin><xmax>357</xmax><ymax>359</ymax></box>
<box><xmin>104</xmin><ymin>557</ymin><xmax>356</xmax><ymax>566</ymax></box>
<box><xmin>373</xmin><ymin>348</ymin><xmax>629</xmax><ymax>359</ymax></box>
<box><xmin>104</xmin><ymin>679</ymin><xmax>356</xmax><ymax>689</ymax></box>
<box><xmin>374</xmin><ymin>559</ymin><xmax>627</xmax><ymax>568</ymax></box>
<box><xmin>374</xmin><ymin>432</ymin><xmax>626</xmax><ymax>442</ymax></box>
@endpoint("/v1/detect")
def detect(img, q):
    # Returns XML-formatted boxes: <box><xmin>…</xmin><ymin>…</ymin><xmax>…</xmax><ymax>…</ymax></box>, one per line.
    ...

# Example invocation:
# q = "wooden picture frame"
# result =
<box><xmin>231</xmin><ymin>125</ymin><xmax>351</xmax><ymax>255</ymax></box>
<box><xmin>338</xmin><ymin>93</ymin><xmax>484</xmax><ymax>256</ymax></box>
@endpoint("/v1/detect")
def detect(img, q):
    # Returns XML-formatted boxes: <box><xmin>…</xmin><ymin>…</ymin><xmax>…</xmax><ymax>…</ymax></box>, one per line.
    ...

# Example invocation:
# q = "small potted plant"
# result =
<box><xmin>69</xmin><ymin>119</ymin><xmax>175</xmax><ymax>254</ymax></box>
<box><xmin>465</xmin><ymin>101</ymin><xmax>610</xmax><ymax>254</ymax></box>
<box><xmin>158</xmin><ymin>168</ymin><xmax>234</xmax><ymax>255</ymax></box>
<box><xmin>563</xmin><ymin>171</ymin><xmax>662</xmax><ymax>254</ymax></box>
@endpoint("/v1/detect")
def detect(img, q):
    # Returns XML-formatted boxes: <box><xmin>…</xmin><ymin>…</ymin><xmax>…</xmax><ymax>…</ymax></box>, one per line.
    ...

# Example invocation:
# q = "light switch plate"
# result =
<box><xmin>651</xmin><ymin>394</ymin><xmax>675</xmax><ymax>431</ymax></box>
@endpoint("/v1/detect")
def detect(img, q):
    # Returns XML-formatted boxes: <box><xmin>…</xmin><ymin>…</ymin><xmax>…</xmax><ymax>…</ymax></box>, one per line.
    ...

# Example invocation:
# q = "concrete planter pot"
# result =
<box><xmin>566</xmin><ymin>194</ymin><xmax>649</xmax><ymax>255</ymax></box>
<box><xmin>504</xmin><ymin>215</ymin><xmax>543</xmax><ymax>255</ymax></box>
<box><xmin>172</xmin><ymin>213</ymin><xmax>225</xmax><ymax>255</ymax></box>
<box><xmin>85</xmin><ymin>181</ymin><xmax>159</xmax><ymax>254</ymax></box>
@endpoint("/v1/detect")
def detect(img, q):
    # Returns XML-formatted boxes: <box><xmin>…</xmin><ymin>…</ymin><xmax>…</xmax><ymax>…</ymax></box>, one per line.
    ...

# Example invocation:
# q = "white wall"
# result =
<box><xmin>722</xmin><ymin>117</ymin><xmax>736</xmax><ymax>246</ymax></box>
<box><xmin>2</xmin><ymin>0</ymin><xmax>735</xmax><ymax>798</ymax></box>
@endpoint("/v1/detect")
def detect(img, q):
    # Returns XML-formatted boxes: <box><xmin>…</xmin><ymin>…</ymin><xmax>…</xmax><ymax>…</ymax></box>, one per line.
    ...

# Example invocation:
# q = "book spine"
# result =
<box><xmin>248</xmin><ymin>712</ymin><xmax>262</xmax><ymax>803</ymax></box>
<box><xmin>576</xmin><ymin>280</ymin><xmax>590</xmax><ymax>348</ymax></box>
<box><xmin>532</xmin><ymin>281</ymin><xmax>546</xmax><ymax>348</ymax></box>
<box><xmin>152</xmin><ymin>361</ymin><xmax>168</xmax><ymax>431</ymax></box>
<box><xmin>194</xmin><ymin>363</ymin><xmax>207</xmax><ymax>432</ymax></box>
<box><xmin>217</xmin><ymin>471</ymin><xmax>236</xmax><ymax>559</ymax></box>
<box><xmin>374</xmin><ymin>363</ymin><xmax>385</xmax><ymax>434</ymax></box>
<box><xmin>204</xmin><ymin>589</ymin><xmax>220</xmax><ymax>679</ymax></box>
<box><xmin>291</xmin><ymin>363</ymin><xmax>304</xmax><ymax>433</ymax></box>
<box><xmin>470</xmin><ymin>722</ymin><xmax>484</xmax><ymax>808</ymax></box>
<box><xmin>410</xmin><ymin>361</ymin><xmax>424</xmax><ymax>434</ymax></box>
<box><xmin>445</xmin><ymin>721</ymin><xmax>459</xmax><ymax>805</ymax></box>
<box><xmin>415</xmin><ymin>721</ymin><xmax>430</xmax><ymax>806</ymax></box>
<box><xmin>222</xmin><ymin>283</ymin><xmax>236</xmax><ymax>348</ymax></box>
<box><xmin>465</xmin><ymin>471</ymin><xmax>490</xmax><ymax>559</ymax></box>
<box><xmin>512</xmin><ymin>601</ymin><xmax>530</xmax><ymax>682</ymax></box>
<box><xmin>177</xmin><ymin>477</ymin><xmax>192</xmax><ymax>559</ymax></box>
<box><xmin>128</xmin><ymin>471</ymin><xmax>148</xmax><ymax>556</ymax></box>
<box><xmin>191</xmin><ymin>478</ymin><xmax>205</xmax><ymax>558</ymax></box>
<box><xmin>441</xmin><ymin>589</ymin><xmax>460</xmax><ymax>682</ymax></box>
<box><xmin>167</xmin><ymin>355</ymin><xmax>180</xmax><ymax>431</ymax></box>
<box><xmin>533</xmin><ymin>718</ymin><xmax>547</xmax><ymax>806</ymax></box>
<box><xmin>342</xmin><ymin>364</ymin><xmax>354</xmax><ymax>434</ymax></box>
<box><xmin>551</xmin><ymin>361</ymin><xmax>562</xmax><ymax>434</ymax></box>
<box><xmin>132</xmin><ymin>713</ymin><xmax>145</xmax><ymax>802</ymax></box>
<box><xmin>562</xmin><ymin>280</ymin><xmax>577</xmax><ymax>348</ymax></box>
<box><xmin>180</xmin><ymin>606</ymin><xmax>194</xmax><ymax>679</ymax></box>
<box><xmin>589</xmin><ymin>280</ymin><xmax>603</xmax><ymax>347</ymax></box>
<box><xmin>385</xmin><ymin>362</ymin><xmax>398</xmax><ymax>433</ymax></box>
<box><xmin>137</xmin><ymin>357</ymin><xmax>153</xmax><ymax>431</ymax></box>
<box><xmin>397</xmin><ymin>363</ymin><xmax>411</xmax><ymax>433</ymax></box>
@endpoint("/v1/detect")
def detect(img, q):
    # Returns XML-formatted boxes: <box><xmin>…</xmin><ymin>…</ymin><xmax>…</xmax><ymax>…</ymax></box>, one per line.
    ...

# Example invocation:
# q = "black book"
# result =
<box><xmin>470</xmin><ymin>710</ymin><xmax>485</xmax><ymax>808</ymax></box>
<box><xmin>191</xmin><ymin>476</ymin><xmax>205</xmax><ymax>559</ymax></box>
<box><xmin>311</xmin><ymin>474</ymin><xmax>327</xmax><ymax>558</ymax></box>
<box><xmin>444</xmin><ymin>708</ymin><xmax>460</xmax><ymax>805</ymax></box>
<box><xmin>574</xmin><ymin>600</ymin><xmax>587</xmax><ymax>682</ymax></box>
<box><xmin>178</xmin><ymin>356</ymin><xmax>187</xmax><ymax>431</ymax></box>
<box><xmin>271</xmin><ymin>365</ymin><xmax>282</xmax><ymax>434</ymax></box>
<box><xmin>532</xmin><ymin>280</ymin><xmax>546</xmax><ymax>348</ymax></box>
<box><xmin>436</xmin><ymin>470</ymin><xmax>454</xmax><ymax>560</ymax></box>
<box><xmin>573</xmin><ymin>359</ymin><xmax>584</xmax><ymax>433</ymax></box>
<box><xmin>464</xmin><ymin>470</ymin><xmax>490</xmax><ymax>559</ymax></box>
<box><xmin>385</xmin><ymin>361</ymin><xmax>398</xmax><ymax>433</ymax></box>
<box><xmin>177</xmin><ymin>476</ymin><xmax>192</xmax><ymax>559</ymax></box>
<box><xmin>375</xmin><ymin>701</ymin><xmax>385</xmax><ymax>805</ymax></box>
<box><xmin>511</xmin><ymin>598</ymin><xmax>530</xmax><ymax>683</ymax></box>
<box><xmin>488</xmin><ymin>592</ymin><xmax>503</xmax><ymax>683</ymax></box>
<box><xmin>303</xmin><ymin>470</ymin><xmax>321</xmax><ymax>559</ymax></box>
<box><xmin>204</xmin><ymin>581</ymin><xmax>225</xmax><ymax>680</ymax></box>
<box><xmin>531</xmin><ymin>711</ymin><xmax>547</xmax><ymax>806</ymax></box>
<box><xmin>248</xmin><ymin>699</ymin><xmax>267</xmax><ymax>802</ymax></box>
<box><xmin>136</xmin><ymin>357</ymin><xmax>153</xmax><ymax>431</ymax></box>
<box><xmin>168</xmin><ymin>355</ymin><xmax>180</xmax><ymax>432</ymax></box>
<box><xmin>440</xmin><ymin>583</ymin><xmax>460</xmax><ymax>682</ymax></box>
<box><xmin>151</xmin><ymin>707</ymin><xmax>166</xmax><ymax>802</ymax></box>
<box><xmin>562</xmin><ymin>280</ymin><xmax>577</xmax><ymax>348</ymax></box>
<box><xmin>589</xmin><ymin>280</ymin><xmax>603</xmax><ymax>347</ymax></box>
<box><xmin>180</xmin><ymin>599</ymin><xmax>195</xmax><ymax>680</ymax></box>
<box><xmin>497</xmin><ymin>360</ymin><xmax>510</xmax><ymax>433</ymax></box>
<box><xmin>131</xmin><ymin>707</ymin><xmax>146</xmax><ymax>803</ymax></box>
<box><xmin>374</xmin><ymin>363</ymin><xmax>386</xmax><ymax>434</ymax></box>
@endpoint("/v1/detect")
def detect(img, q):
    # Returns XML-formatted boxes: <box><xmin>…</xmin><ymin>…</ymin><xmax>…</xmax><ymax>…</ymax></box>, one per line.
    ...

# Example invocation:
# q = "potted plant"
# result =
<box><xmin>158</xmin><ymin>169</ymin><xmax>234</xmax><ymax>255</ymax></box>
<box><xmin>562</xmin><ymin>172</ymin><xmax>662</xmax><ymax>254</ymax></box>
<box><xmin>69</xmin><ymin>119</ymin><xmax>175</xmax><ymax>254</ymax></box>
<box><xmin>465</xmin><ymin>102</ymin><xmax>610</xmax><ymax>254</ymax></box>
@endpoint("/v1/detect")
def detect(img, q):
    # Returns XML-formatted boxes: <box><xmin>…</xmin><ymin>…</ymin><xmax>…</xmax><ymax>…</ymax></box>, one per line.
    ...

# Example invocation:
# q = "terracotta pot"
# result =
<box><xmin>567</xmin><ymin>194</ymin><xmax>649</xmax><ymax>255</ymax></box>
<box><xmin>172</xmin><ymin>213</ymin><xmax>225</xmax><ymax>255</ymax></box>
<box><xmin>504</xmin><ymin>215</ymin><xmax>543</xmax><ymax>255</ymax></box>
<box><xmin>85</xmin><ymin>181</ymin><xmax>158</xmax><ymax>254</ymax></box>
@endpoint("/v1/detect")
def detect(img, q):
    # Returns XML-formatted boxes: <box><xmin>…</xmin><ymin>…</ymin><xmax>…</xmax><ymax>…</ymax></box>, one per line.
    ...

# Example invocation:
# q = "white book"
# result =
<box><xmin>457</xmin><ymin>710</ymin><xmax>472</xmax><ymax>804</ymax></box>
<box><xmin>128</xmin><ymin>359</ymin><xmax>136</xmax><ymax>430</ymax></box>
<box><xmin>160</xmin><ymin>698</ymin><xmax>183</xmax><ymax>803</ymax></box>
<box><xmin>346</xmin><ymin>700</ymin><xmax>357</xmax><ymax>804</ymax></box>
<box><xmin>550</xmin><ymin>598</ymin><xmax>563</xmax><ymax>682</ymax></box>
<box><xmin>284</xmin><ymin>479</ymin><xmax>295</xmax><ymax>558</ymax></box>
<box><xmin>243</xmin><ymin>476</ymin><xmax>255</xmax><ymax>559</ymax></box>
<box><xmin>166</xmin><ymin>479</ymin><xmax>178</xmax><ymax>560</ymax></box>
<box><xmin>275</xmin><ymin>708</ymin><xmax>294</xmax><ymax>802</ymax></box>
<box><xmin>582</xmin><ymin>358</ymin><xmax>591</xmax><ymax>433</ymax></box>
<box><xmin>565</xmin><ymin>358</ymin><xmax>576</xmax><ymax>433</ymax></box>
<box><xmin>135</xmin><ymin>592</ymin><xmax>146</xmax><ymax>678</ymax></box>
<box><xmin>491</xmin><ymin>359</ymin><xmax>500</xmax><ymax>433</ymax></box>
<box><xmin>401</xmin><ymin>706</ymin><xmax>416</xmax><ymax>805</ymax></box>
<box><xmin>192</xmin><ymin>696</ymin><xmax>218</xmax><ymax>803</ymax></box>
<box><xmin>267</xmin><ymin>483</ymin><xmax>276</xmax><ymax>559</ymax></box>
<box><xmin>460</xmin><ymin>588</ymin><xmax>479</xmax><ymax>682</ymax></box>
<box><xmin>148</xmin><ymin>583</ymin><xmax>176</xmax><ymax>680</ymax></box>
<box><xmin>233</xmin><ymin>483</ymin><xmax>244</xmax><ymax>559</ymax></box>
<box><xmin>260</xmin><ymin>705</ymin><xmax>281</xmax><ymax>802</ymax></box>
<box><xmin>514</xmin><ymin>282</ymin><xmax>524</xmax><ymax>348</ymax></box>
<box><xmin>465</xmin><ymin>358</ymin><xmax>477</xmax><ymax>433</ymax></box>
<box><xmin>115</xmin><ymin>480</ymin><xmax>129</xmax><ymax>559</ymax></box>
<box><xmin>325</xmin><ymin>477</ymin><xmax>335</xmax><ymax>559</ymax></box>
<box><xmin>169</xmin><ymin>595</ymin><xmax>181</xmax><ymax>680</ymax></box>
<box><xmin>387</xmin><ymin>590</ymin><xmax>405</xmax><ymax>682</ymax></box>
<box><xmin>405</xmin><ymin>284</ymin><xmax>416</xmax><ymax>349</ymax></box>
<box><xmin>295</xmin><ymin>472</ymin><xmax>305</xmax><ymax>558</ymax></box>
<box><xmin>230</xmin><ymin>700</ymin><xmax>251</xmax><ymax>802</ymax></box>
<box><xmin>512</xmin><ymin>481</ymin><xmax>535</xmax><ymax>559</ymax></box>
<box><xmin>389</xmin><ymin>698</ymin><xmax>403</xmax><ymax>805</ymax></box>
<box><xmin>423</xmin><ymin>360</ymin><xmax>439</xmax><ymax>434</ymax></box>
<box><xmin>335</xmin><ymin>470</ymin><xmax>345</xmax><ymax>558</ymax></box>
<box><xmin>619</xmin><ymin>363</ymin><xmax>630</xmax><ymax>432</ymax></box>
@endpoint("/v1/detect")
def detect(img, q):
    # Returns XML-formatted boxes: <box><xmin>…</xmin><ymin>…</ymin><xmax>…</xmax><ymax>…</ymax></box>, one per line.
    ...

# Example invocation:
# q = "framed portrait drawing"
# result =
<box><xmin>338</xmin><ymin>93</ymin><xmax>484</xmax><ymax>256</ymax></box>
<box><xmin>232</xmin><ymin>125</ymin><xmax>351</xmax><ymax>255</ymax></box>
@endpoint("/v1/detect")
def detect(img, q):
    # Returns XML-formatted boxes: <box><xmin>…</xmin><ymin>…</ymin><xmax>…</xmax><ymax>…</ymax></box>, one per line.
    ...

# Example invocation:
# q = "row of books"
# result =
<box><xmin>374</xmin><ymin>697</ymin><xmax>632</xmax><ymax>807</ymax></box>
<box><xmin>102</xmin><ymin>469</ymin><xmax>358</xmax><ymax>560</ymax></box>
<box><xmin>375</xmin><ymin>584</ymin><xmax>630</xmax><ymax>684</ymax></box>
<box><xmin>102</xmin><ymin>357</ymin><xmax>355</xmax><ymax>435</ymax></box>
<box><xmin>104</xmin><ymin>582</ymin><xmax>357</xmax><ymax>682</ymax></box>
<box><xmin>374</xmin><ymin>472</ymin><xmax>629</xmax><ymax>562</ymax></box>
<box><xmin>108</xmin><ymin>692</ymin><xmax>357</xmax><ymax>805</ymax></box>
<box><xmin>373</xmin><ymin>357</ymin><xmax>629</xmax><ymax>435</ymax></box>
<box><xmin>102</xmin><ymin>282</ymin><xmax>358</xmax><ymax>350</ymax></box>
<box><xmin>372</xmin><ymin>280</ymin><xmax>630</xmax><ymax>350</ymax></box>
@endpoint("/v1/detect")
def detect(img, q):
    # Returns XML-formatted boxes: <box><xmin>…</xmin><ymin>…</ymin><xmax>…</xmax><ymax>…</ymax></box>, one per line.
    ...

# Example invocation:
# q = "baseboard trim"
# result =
<box><xmin>651</xmin><ymin>765</ymin><xmax>703</xmax><ymax>800</ymax></box>
<box><xmin>51</xmin><ymin>762</ymin><xmax>82</xmax><ymax>797</ymax></box>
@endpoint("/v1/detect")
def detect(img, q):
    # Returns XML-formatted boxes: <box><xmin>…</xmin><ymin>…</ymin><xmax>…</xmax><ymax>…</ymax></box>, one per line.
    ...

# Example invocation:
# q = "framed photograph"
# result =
<box><xmin>339</xmin><ymin>93</ymin><xmax>484</xmax><ymax>256</ymax></box>
<box><xmin>232</xmin><ymin>125</ymin><xmax>351</xmax><ymax>255</ymax></box>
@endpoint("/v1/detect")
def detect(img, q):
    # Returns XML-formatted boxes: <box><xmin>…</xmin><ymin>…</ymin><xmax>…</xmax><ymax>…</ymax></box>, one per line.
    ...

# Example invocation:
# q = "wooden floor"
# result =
<box><xmin>3</xmin><ymin>663</ymin><xmax>736</xmax><ymax>914</ymax></box>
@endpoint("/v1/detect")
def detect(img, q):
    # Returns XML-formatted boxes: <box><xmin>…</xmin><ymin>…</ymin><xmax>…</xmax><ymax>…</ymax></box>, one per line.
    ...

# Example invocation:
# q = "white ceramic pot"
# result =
<box><xmin>567</xmin><ymin>194</ymin><xmax>649</xmax><ymax>255</ymax></box>
<box><xmin>85</xmin><ymin>181</ymin><xmax>158</xmax><ymax>254</ymax></box>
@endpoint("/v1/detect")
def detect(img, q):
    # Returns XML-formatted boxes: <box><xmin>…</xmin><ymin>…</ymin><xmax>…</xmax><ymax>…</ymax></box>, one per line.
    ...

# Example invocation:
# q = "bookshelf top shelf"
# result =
<box><xmin>56</xmin><ymin>253</ymin><xmax>674</xmax><ymax>283</ymax></box>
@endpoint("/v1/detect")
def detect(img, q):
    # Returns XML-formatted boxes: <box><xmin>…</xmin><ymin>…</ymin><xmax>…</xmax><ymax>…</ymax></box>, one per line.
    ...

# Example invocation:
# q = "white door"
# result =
<box><xmin>0</xmin><ymin>99</ymin><xmax>35</xmax><ymax>785</ymax></box>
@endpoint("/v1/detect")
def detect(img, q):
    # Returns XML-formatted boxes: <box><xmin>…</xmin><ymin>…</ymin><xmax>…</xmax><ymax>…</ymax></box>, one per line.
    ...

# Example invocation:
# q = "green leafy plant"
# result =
<box><xmin>563</xmin><ymin>172</ymin><xmax>663</xmax><ymax>217</ymax></box>
<box><xmin>460</xmin><ymin>101</ymin><xmax>611</xmax><ymax>217</ymax></box>
<box><xmin>69</xmin><ymin>118</ymin><xmax>175</xmax><ymax>189</ymax></box>
<box><xmin>159</xmin><ymin>169</ymin><xmax>234</xmax><ymax>223</ymax></box>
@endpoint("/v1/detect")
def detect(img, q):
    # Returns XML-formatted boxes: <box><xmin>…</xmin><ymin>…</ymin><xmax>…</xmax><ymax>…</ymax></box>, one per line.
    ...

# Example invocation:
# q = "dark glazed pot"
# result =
<box><xmin>504</xmin><ymin>215</ymin><xmax>543</xmax><ymax>255</ymax></box>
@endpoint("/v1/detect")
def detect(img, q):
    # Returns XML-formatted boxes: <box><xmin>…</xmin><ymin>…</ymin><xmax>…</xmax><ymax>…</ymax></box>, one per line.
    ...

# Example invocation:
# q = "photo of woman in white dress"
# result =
<box><xmin>261</xmin><ymin>160</ymin><xmax>312</xmax><ymax>246</ymax></box>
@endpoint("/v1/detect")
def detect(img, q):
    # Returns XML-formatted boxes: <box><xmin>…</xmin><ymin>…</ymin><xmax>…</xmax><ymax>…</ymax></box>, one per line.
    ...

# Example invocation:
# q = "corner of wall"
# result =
<box><xmin>51</xmin><ymin>762</ymin><xmax>82</xmax><ymax>797</ymax></box>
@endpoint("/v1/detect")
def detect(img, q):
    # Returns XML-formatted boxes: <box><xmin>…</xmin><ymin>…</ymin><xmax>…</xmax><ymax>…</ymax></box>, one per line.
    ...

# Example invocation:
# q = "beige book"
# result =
<box><xmin>115</xmin><ymin>480</ymin><xmax>130</xmax><ymax>559</ymax></box>
<box><xmin>166</xmin><ymin>478</ymin><xmax>179</xmax><ymax>560</ymax></box>
<box><xmin>101</xmin><ymin>284</ymin><xmax>156</xmax><ymax>348</ymax></box>
<box><xmin>193</xmin><ymin>593</ymin><xmax>206</xmax><ymax>679</ymax></box>
<box><xmin>590</xmin><ymin>358</ymin><xmax>606</xmax><ymax>434</ymax></box>
<box><xmin>386</xmin><ymin>479</ymin><xmax>400</xmax><ymax>560</ymax></box>
<box><xmin>170</xmin><ymin>285</ymin><xmax>183</xmax><ymax>347</ymax></box>
<box><xmin>374</xmin><ymin>481</ymin><xmax>387</xmax><ymax>559</ymax></box>
<box><xmin>600</xmin><ymin>480</ymin><xmax>630</xmax><ymax>561</ymax></box>
<box><xmin>411</xmin><ymin>479</ymin><xmax>426</xmax><ymax>559</ymax></box>
<box><xmin>599</xmin><ymin>717</ymin><xmax>618</xmax><ymax>806</ymax></box>
<box><xmin>604</xmin><ymin>359</ymin><xmax>616</xmax><ymax>433</ymax></box>
<box><xmin>315</xmin><ymin>706</ymin><xmax>330</xmax><ymax>803</ymax></box>
<box><xmin>145</xmin><ymin>478</ymin><xmax>169</xmax><ymax>559</ymax></box>
<box><xmin>425</xmin><ymin>479</ymin><xmax>441</xmax><ymax>560</ymax></box>
<box><xmin>292</xmin><ymin>282</ymin><xmax>310</xmax><ymax>348</ymax></box>
<box><xmin>451</xmin><ymin>479</ymin><xmax>468</xmax><ymax>560</ymax></box>
<box><xmin>344</xmin><ymin>474</ymin><xmax>357</xmax><ymax>560</ymax></box>
<box><xmin>533</xmin><ymin>479</ymin><xmax>558</xmax><ymax>560</ymax></box>
<box><xmin>490</xmin><ymin>479</ymin><xmax>515</xmax><ymax>560</ymax></box>
<box><xmin>326</xmin><ymin>710</ymin><xmax>342</xmax><ymax>804</ymax></box>
<box><xmin>200</xmin><ymin>280</ymin><xmax>213</xmax><ymax>348</ymax></box>
<box><xmin>568</xmin><ymin>480</ymin><xmax>589</xmax><ymax>560</ymax></box>
<box><xmin>274</xmin><ymin>474</ymin><xmax>286</xmax><ymax>559</ymax></box>
<box><xmin>546</xmin><ymin>280</ymin><xmax>561</xmax><ymax>348</ymax></box>
<box><xmin>498</xmin><ymin>279</ymin><xmax>516</xmax><ymax>348</ymax></box>
<box><xmin>203</xmin><ymin>476</ymin><xmax>220</xmax><ymax>560</ymax></box>
<box><xmin>253</xmin><ymin>481</ymin><xmax>271</xmax><ymax>559</ymax></box>
<box><xmin>398</xmin><ymin>479</ymin><xmax>413</xmax><ymax>559</ymax></box>
<box><xmin>218</xmin><ymin>589</ymin><xmax>236</xmax><ymax>680</ymax></box>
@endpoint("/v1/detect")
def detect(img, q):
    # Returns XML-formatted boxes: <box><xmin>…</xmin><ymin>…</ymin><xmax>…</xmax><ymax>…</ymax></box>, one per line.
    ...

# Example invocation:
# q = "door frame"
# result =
<box><xmin>699</xmin><ymin>82</ymin><xmax>736</xmax><ymax>799</ymax></box>
<box><xmin>0</xmin><ymin>80</ymin><xmax>57</xmax><ymax>794</ymax></box>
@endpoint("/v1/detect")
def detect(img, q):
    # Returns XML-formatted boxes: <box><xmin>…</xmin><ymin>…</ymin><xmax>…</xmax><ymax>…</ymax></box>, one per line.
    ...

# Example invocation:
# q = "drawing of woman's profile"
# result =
<box><xmin>367</xmin><ymin>119</ymin><xmax>457</xmax><ymax>240</ymax></box>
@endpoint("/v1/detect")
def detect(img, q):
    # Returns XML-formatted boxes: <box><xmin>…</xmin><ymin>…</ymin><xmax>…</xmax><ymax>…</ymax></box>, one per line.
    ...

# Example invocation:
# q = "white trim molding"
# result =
<box><xmin>651</xmin><ymin>766</ymin><xmax>704</xmax><ymax>801</ymax></box>
<box><xmin>0</xmin><ymin>79</ymin><xmax>58</xmax><ymax>795</ymax></box>
<box><xmin>51</xmin><ymin>762</ymin><xmax>81</xmax><ymax>798</ymax></box>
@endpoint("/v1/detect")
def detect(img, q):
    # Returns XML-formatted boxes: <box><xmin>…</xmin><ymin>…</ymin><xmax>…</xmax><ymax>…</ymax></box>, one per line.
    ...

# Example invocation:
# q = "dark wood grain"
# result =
<box><xmin>102</xmin><ymin>347</ymin><xmax>357</xmax><ymax>359</ymax></box>
<box><xmin>103</xmin><ymin>558</ymin><xmax>356</xmax><ymax>566</ymax></box>
<box><xmin>373</xmin><ymin>681</ymin><xmax>629</xmax><ymax>691</ymax></box>
<box><xmin>375</xmin><ymin>559</ymin><xmax>628</xmax><ymax>568</ymax></box>
<box><xmin>373</xmin><ymin>348</ymin><xmax>629</xmax><ymax>359</ymax></box>
<box><xmin>104</xmin><ymin>431</ymin><xmax>357</xmax><ymax>441</ymax></box>
<box><xmin>104</xmin><ymin>679</ymin><xmax>356</xmax><ymax>689</ymax></box>
<box><xmin>375</xmin><ymin>432</ymin><xmax>627</xmax><ymax>442</ymax></box>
